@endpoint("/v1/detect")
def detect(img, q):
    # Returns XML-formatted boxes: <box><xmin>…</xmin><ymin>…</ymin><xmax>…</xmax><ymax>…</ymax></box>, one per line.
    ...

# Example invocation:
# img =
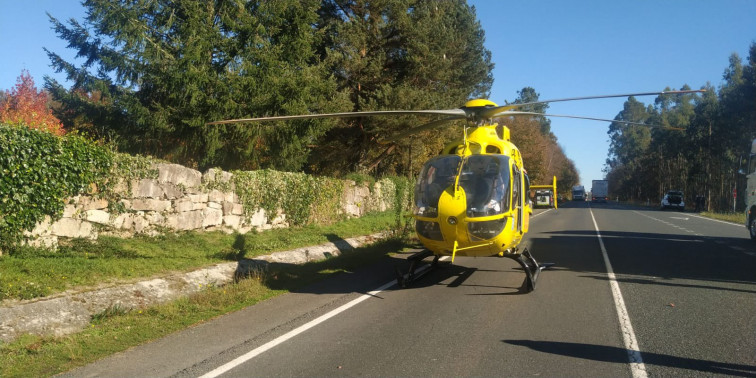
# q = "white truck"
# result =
<box><xmin>572</xmin><ymin>185</ymin><xmax>585</xmax><ymax>201</ymax></box>
<box><xmin>591</xmin><ymin>180</ymin><xmax>608</xmax><ymax>203</ymax></box>
<box><xmin>746</xmin><ymin>138</ymin><xmax>756</xmax><ymax>241</ymax></box>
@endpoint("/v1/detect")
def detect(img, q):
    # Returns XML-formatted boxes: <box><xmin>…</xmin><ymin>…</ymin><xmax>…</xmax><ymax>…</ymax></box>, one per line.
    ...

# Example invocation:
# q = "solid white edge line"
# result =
<box><xmin>589</xmin><ymin>208</ymin><xmax>648</xmax><ymax>378</ymax></box>
<box><xmin>200</xmin><ymin>258</ymin><xmax>445</xmax><ymax>377</ymax></box>
<box><xmin>685</xmin><ymin>212</ymin><xmax>745</xmax><ymax>227</ymax></box>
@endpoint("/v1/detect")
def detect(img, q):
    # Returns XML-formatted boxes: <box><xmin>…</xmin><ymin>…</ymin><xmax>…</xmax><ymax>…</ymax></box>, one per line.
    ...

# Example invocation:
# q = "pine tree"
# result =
<box><xmin>313</xmin><ymin>0</ymin><xmax>494</xmax><ymax>176</ymax></box>
<box><xmin>46</xmin><ymin>0</ymin><xmax>348</xmax><ymax>171</ymax></box>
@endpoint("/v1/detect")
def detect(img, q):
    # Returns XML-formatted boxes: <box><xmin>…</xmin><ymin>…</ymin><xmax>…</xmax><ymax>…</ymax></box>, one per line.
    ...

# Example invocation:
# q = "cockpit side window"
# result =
<box><xmin>414</xmin><ymin>155</ymin><xmax>461</xmax><ymax>217</ymax></box>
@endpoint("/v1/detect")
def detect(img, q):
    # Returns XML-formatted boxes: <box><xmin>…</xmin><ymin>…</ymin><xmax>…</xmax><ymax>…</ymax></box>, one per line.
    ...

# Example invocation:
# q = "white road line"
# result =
<box><xmin>531</xmin><ymin>208</ymin><xmax>553</xmax><ymax>218</ymax></box>
<box><xmin>200</xmin><ymin>258</ymin><xmax>444</xmax><ymax>377</ymax></box>
<box><xmin>685</xmin><ymin>212</ymin><xmax>744</xmax><ymax>227</ymax></box>
<box><xmin>589</xmin><ymin>209</ymin><xmax>648</xmax><ymax>378</ymax></box>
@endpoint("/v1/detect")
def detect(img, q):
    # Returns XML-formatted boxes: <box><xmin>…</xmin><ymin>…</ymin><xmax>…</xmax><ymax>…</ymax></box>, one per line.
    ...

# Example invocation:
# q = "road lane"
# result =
<box><xmin>186</xmin><ymin>202</ymin><xmax>635</xmax><ymax>377</ymax></box>
<box><xmin>589</xmin><ymin>203</ymin><xmax>756</xmax><ymax>377</ymax></box>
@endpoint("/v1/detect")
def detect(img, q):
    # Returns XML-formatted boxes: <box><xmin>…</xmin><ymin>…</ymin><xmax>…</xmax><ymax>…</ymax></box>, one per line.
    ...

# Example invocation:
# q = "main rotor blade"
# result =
<box><xmin>477</xmin><ymin>89</ymin><xmax>706</xmax><ymax>119</ymax></box>
<box><xmin>380</xmin><ymin>115</ymin><xmax>466</xmax><ymax>143</ymax></box>
<box><xmin>206</xmin><ymin>109</ymin><xmax>466</xmax><ymax>125</ymax></box>
<box><xmin>501</xmin><ymin>111</ymin><xmax>684</xmax><ymax>130</ymax></box>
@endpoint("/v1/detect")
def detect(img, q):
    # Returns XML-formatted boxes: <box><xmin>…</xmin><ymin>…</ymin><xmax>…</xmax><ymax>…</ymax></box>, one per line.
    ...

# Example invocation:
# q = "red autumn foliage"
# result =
<box><xmin>1</xmin><ymin>70</ymin><xmax>65</xmax><ymax>135</ymax></box>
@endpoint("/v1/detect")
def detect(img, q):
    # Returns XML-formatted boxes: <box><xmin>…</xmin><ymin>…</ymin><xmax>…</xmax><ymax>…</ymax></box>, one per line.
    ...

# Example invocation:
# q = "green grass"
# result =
<box><xmin>699</xmin><ymin>211</ymin><xmax>744</xmax><ymax>224</ymax></box>
<box><xmin>0</xmin><ymin>238</ymin><xmax>409</xmax><ymax>377</ymax></box>
<box><xmin>0</xmin><ymin>211</ymin><xmax>414</xmax><ymax>377</ymax></box>
<box><xmin>0</xmin><ymin>211</ymin><xmax>404</xmax><ymax>301</ymax></box>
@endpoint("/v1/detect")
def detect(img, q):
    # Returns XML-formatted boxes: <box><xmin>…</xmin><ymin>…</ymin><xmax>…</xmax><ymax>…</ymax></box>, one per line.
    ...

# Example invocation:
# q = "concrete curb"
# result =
<box><xmin>0</xmin><ymin>232</ymin><xmax>390</xmax><ymax>343</ymax></box>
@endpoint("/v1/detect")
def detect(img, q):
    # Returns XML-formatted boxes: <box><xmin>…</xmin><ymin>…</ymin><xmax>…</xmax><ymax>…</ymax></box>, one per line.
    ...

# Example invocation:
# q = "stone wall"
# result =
<box><xmin>24</xmin><ymin>163</ymin><xmax>397</xmax><ymax>249</ymax></box>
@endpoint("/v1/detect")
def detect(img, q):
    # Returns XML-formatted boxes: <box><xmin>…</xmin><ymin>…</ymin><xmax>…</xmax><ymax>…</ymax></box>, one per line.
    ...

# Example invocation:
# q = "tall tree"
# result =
<box><xmin>606</xmin><ymin>96</ymin><xmax>652</xmax><ymax>169</ymax></box>
<box><xmin>313</xmin><ymin>0</ymin><xmax>494</xmax><ymax>176</ymax></box>
<box><xmin>511</xmin><ymin>86</ymin><xmax>551</xmax><ymax>135</ymax></box>
<box><xmin>1</xmin><ymin>70</ymin><xmax>64</xmax><ymax>135</ymax></box>
<box><xmin>46</xmin><ymin>0</ymin><xmax>348</xmax><ymax>171</ymax></box>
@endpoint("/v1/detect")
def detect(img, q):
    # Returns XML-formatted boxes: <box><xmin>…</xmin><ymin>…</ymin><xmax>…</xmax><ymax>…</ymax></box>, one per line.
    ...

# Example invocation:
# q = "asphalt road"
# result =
<box><xmin>65</xmin><ymin>202</ymin><xmax>756</xmax><ymax>377</ymax></box>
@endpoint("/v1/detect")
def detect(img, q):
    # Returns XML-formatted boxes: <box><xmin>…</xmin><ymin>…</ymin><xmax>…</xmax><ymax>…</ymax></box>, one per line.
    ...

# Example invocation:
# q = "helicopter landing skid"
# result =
<box><xmin>503</xmin><ymin>248</ymin><xmax>553</xmax><ymax>293</ymax></box>
<box><xmin>395</xmin><ymin>249</ymin><xmax>440</xmax><ymax>288</ymax></box>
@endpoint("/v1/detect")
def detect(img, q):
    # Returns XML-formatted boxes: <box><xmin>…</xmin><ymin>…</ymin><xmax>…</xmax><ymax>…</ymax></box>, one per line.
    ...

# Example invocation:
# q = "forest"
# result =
<box><xmin>604</xmin><ymin>43</ymin><xmax>756</xmax><ymax>211</ymax></box>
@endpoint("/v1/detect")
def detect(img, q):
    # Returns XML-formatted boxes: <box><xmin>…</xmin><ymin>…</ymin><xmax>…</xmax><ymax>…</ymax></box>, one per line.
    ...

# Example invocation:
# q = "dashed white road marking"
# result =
<box><xmin>633</xmin><ymin>211</ymin><xmax>700</xmax><ymax>236</ymax></box>
<box><xmin>590</xmin><ymin>209</ymin><xmax>648</xmax><ymax>378</ymax></box>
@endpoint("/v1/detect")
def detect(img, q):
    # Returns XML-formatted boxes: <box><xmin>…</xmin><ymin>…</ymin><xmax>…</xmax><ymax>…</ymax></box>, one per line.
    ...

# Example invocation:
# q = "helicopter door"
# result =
<box><xmin>512</xmin><ymin>166</ymin><xmax>523</xmax><ymax>233</ymax></box>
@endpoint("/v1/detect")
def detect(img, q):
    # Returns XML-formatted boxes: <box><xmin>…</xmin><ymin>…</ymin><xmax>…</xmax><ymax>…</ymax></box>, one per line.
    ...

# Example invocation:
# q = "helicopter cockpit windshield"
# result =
<box><xmin>414</xmin><ymin>155</ymin><xmax>461</xmax><ymax>218</ymax></box>
<box><xmin>459</xmin><ymin>155</ymin><xmax>510</xmax><ymax>217</ymax></box>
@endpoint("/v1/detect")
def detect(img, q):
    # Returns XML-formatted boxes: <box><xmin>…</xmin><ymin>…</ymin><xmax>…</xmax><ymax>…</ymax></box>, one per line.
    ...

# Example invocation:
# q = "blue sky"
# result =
<box><xmin>2</xmin><ymin>1</ymin><xmax>754</xmax><ymax>186</ymax></box>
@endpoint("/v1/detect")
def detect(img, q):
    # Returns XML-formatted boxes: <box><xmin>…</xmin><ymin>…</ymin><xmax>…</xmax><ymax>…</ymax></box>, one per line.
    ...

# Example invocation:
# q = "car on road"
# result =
<box><xmin>661</xmin><ymin>190</ymin><xmax>685</xmax><ymax>211</ymax></box>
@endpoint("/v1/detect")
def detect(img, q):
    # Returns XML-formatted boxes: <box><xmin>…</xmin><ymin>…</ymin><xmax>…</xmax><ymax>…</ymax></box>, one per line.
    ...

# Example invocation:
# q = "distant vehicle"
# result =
<box><xmin>745</xmin><ymin>138</ymin><xmax>756</xmax><ymax>241</ymax></box>
<box><xmin>591</xmin><ymin>180</ymin><xmax>608</xmax><ymax>202</ymax></box>
<box><xmin>572</xmin><ymin>185</ymin><xmax>585</xmax><ymax>201</ymax></box>
<box><xmin>535</xmin><ymin>190</ymin><xmax>554</xmax><ymax>208</ymax></box>
<box><xmin>661</xmin><ymin>190</ymin><xmax>685</xmax><ymax>211</ymax></box>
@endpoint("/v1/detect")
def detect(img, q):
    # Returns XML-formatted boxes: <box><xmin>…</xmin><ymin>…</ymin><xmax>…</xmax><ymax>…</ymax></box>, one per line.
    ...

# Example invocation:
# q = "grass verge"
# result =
<box><xmin>699</xmin><ymin>211</ymin><xmax>744</xmax><ymax>224</ymax></box>
<box><xmin>0</xmin><ymin>211</ymin><xmax>403</xmax><ymax>301</ymax></box>
<box><xmin>0</xmin><ymin>229</ymin><xmax>411</xmax><ymax>377</ymax></box>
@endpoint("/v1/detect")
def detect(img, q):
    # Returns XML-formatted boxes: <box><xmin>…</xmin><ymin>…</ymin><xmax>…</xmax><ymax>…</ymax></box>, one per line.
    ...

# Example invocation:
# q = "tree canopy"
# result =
<box><xmin>1</xmin><ymin>70</ymin><xmax>64</xmax><ymax>135</ymax></box>
<box><xmin>45</xmin><ymin>0</ymin><xmax>494</xmax><ymax>175</ymax></box>
<box><xmin>605</xmin><ymin>43</ymin><xmax>756</xmax><ymax>211</ymax></box>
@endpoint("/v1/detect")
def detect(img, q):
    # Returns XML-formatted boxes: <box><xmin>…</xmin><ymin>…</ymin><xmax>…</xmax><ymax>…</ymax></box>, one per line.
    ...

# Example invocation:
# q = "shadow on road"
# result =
<box><xmin>503</xmin><ymin>339</ymin><xmax>756</xmax><ymax>377</ymax></box>
<box><xmin>528</xmin><ymin>229</ymin><xmax>756</xmax><ymax>285</ymax></box>
<box><xmin>230</xmin><ymin>203</ymin><xmax>755</xmax><ymax>299</ymax></box>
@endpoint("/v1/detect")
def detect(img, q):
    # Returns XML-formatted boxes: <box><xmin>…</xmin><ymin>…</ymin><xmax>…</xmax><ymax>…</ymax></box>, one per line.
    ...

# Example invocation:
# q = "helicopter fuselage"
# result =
<box><xmin>413</xmin><ymin>123</ymin><xmax>531</xmax><ymax>260</ymax></box>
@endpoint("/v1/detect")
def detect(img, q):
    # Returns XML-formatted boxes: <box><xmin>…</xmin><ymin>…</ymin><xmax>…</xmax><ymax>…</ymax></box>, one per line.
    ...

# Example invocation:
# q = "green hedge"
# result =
<box><xmin>0</xmin><ymin>125</ymin><xmax>113</xmax><ymax>251</ymax></box>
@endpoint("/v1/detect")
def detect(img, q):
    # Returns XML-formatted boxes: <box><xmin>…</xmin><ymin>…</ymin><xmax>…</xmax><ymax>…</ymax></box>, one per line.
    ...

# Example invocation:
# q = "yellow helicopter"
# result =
<box><xmin>208</xmin><ymin>90</ymin><xmax>704</xmax><ymax>292</ymax></box>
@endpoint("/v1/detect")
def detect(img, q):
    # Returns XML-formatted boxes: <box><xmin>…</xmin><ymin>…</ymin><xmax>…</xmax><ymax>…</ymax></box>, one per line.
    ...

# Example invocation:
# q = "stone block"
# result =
<box><xmin>174</xmin><ymin>199</ymin><xmax>194</xmax><ymax>213</ymax></box>
<box><xmin>232</xmin><ymin>203</ymin><xmax>244</xmax><ymax>215</ymax></box>
<box><xmin>162</xmin><ymin>183</ymin><xmax>184</xmax><ymax>200</ymax></box>
<box><xmin>202</xmin><ymin>208</ymin><xmax>223</xmax><ymax>228</ymax></box>
<box><xmin>145</xmin><ymin>212</ymin><xmax>165</xmax><ymax>225</ymax></box>
<box><xmin>157</xmin><ymin>163</ymin><xmax>201</xmax><ymax>188</ymax></box>
<box><xmin>51</xmin><ymin>218</ymin><xmax>94</xmax><ymax>238</ymax></box>
<box><xmin>247</xmin><ymin>209</ymin><xmax>267</xmax><ymax>227</ymax></box>
<box><xmin>189</xmin><ymin>193</ymin><xmax>208</xmax><ymax>203</ymax></box>
<box><xmin>131</xmin><ymin>199</ymin><xmax>172</xmax><ymax>212</ymax></box>
<box><xmin>132</xmin><ymin>179</ymin><xmax>165</xmax><ymax>199</ymax></box>
<box><xmin>165</xmin><ymin>210</ymin><xmax>204</xmax><ymax>231</ymax></box>
<box><xmin>224</xmin><ymin>192</ymin><xmax>237</xmax><ymax>203</ymax></box>
<box><xmin>62</xmin><ymin>204</ymin><xmax>77</xmax><ymax>218</ymax></box>
<box><xmin>207</xmin><ymin>201</ymin><xmax>223</xmax><ymax>210</ymax></box>
<box><xmin>28</xmin><ymin>216</ymin><xmax>53</xmax><ymax>237</ymax></box>
<box><xmin>80</xmin><ymin>197</ymin><xmax>109</xmax><ymax>210</ymax></box>
<box><xmin>208</xmin><ymin>189</ymin><xmax>225</xmax><ymax>203</ymax></box>
<box><xmin>84</xmin><ymin>210</ymin><xmax>111</xmax><ymax>225</ymax></box>
<box><xmin>112</xmin><ymin>213</ymin><xmax>129</xmax><ymax>229</ymax></box>
<box><xmin>223</xmin><ymin>215</ymin><xmax>242</xmax><ymax>229</ymax></box>
<box><xmin>132</xmin><ymin>216</ymin><xmax>148</xmax><ymax>233</ymax></box>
